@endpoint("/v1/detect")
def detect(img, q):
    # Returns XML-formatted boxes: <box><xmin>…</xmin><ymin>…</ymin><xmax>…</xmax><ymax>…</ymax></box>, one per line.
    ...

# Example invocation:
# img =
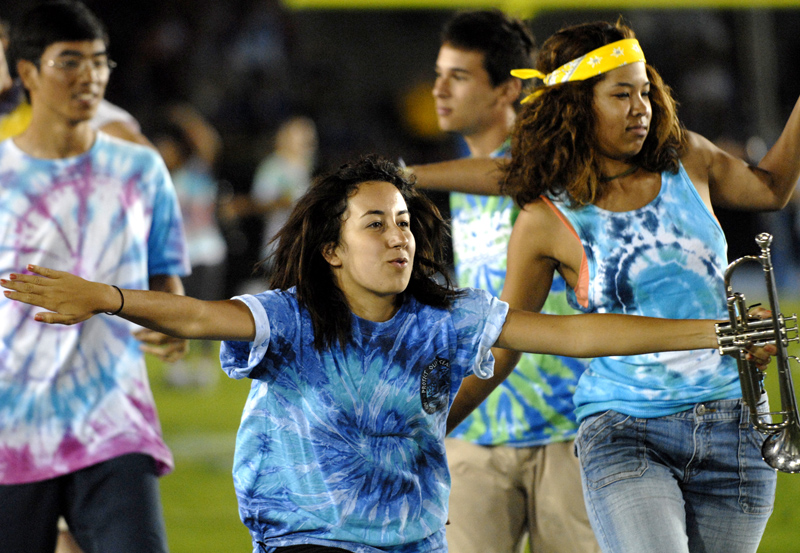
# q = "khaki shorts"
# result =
<box><xmin>445</xmin><ymin>438</ymin><xmax>600</xmax><ymax>553</ymax></box>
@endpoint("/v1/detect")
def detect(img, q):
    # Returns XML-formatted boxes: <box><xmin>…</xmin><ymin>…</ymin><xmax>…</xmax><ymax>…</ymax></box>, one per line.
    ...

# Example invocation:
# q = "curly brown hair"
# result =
<box><xmin>502</xmin><ymin>20</ymin><xmax>686</xmax><ymax>207</ymax></box>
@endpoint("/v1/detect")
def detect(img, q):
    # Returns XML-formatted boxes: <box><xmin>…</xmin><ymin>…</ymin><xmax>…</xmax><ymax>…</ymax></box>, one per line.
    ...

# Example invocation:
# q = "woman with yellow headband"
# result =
<box><xmin>442</xmin><ymin>18</ymin><xmax>800</xmax><ymax>553</ymax></box>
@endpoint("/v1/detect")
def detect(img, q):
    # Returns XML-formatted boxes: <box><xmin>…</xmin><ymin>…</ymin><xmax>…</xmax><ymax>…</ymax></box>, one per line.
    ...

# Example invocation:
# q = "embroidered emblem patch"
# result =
<box><xmin>420</xmin><ymin>357</ymin><xmax>451</xmax><ymax>414</ymax></box>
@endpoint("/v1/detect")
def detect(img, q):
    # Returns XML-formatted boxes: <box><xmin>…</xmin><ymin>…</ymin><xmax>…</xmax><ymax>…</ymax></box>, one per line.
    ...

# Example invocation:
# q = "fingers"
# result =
<box><xmin>2</xmin><ymin>273</ymin><xmax>62</xmax><ymax>313</ymax></box>
<box><xmin>746</xmin><ymin>351</ymin><xmax>771</xmax><ymax>367</ymax></box>
<box><xmin>25</xmin><ymin>264</ymin><xmax>60</xmax><ymax>278</ymax></box>
<box><xmin>747</xmin><ymin>305</ymin><xmax>772</xmax><ymax>321</ymax></box>
<box><xmin>139</xmin><ymin>341</ymin><xmax>189</xmax><ymax>362</ymax></box>
<box><xmin>2</xmin><ymin>277</ymin><xmax>42</xmax><ymax>295</ymax></box>
<box><xmin>3</xmin><ymin>272</ymin><xmax>89</xmax><ymax>324</ymax></box>
<box><xmin>135</xmin><ymin>330</ymin><xmax>189</xmax><ymax>362</ymax></box>
<box><xmin>745</xmin><ymin>343</ymin><xmax>776</xmax><ymax>368</ymax></box>
<box><xmin>1</xmin><ymin>265</ymin><xmax>65</xmax><ymax>291</ymax></box>
<box><xmin>33</xmin><ymin>311</ymin><xmax>85</xmax><ymax>326</ymax></box>
<box><xmin>1</xmin><ymin>271</ymin><xmax>58</xmax><ymax>303</ymax></box>
<box><xmin>2</xmin><ymin>268</ymin><xmax>55</xmax><ymax>286</ymax></box>
<box><xmin>3</xmin><ymin>286</ymin><xmax>50</xmax><ymax>311</ymax></box>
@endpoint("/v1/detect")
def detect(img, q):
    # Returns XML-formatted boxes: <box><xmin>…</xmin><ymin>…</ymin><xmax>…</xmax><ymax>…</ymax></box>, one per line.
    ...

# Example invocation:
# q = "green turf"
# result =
<box><xmin>746</xmin><ymin>298</ymin><xmax>800</xmax><ymax>552</ymax></box>
<box><xmin>754</xmin><ymin>298</ymin><xmax>800</xmax><ymax>552</ymax></box>
<box><xmin>150</xmin><ymin>304</ymin><xmax>800</xmax><ymax>552</ymax></box>
<box><xmin>149</xmin><ymin>345</ymin><xmax>253</xmax><ymax>553</ymax></box>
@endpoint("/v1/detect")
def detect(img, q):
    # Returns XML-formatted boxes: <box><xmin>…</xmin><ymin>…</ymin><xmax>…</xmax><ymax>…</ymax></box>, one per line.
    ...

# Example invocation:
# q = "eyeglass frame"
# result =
<box><xmin>41</xmin><ymin>55</ymin><xmax>117</xmax><ymax>75</ymax></box>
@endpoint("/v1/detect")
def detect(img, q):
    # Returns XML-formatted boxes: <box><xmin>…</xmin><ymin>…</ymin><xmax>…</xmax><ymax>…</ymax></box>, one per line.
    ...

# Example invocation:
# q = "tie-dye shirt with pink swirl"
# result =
<box><xmin>0</xmin><ymin>132</ymin><xmax>190</xmax><ymax>484</ymax></box>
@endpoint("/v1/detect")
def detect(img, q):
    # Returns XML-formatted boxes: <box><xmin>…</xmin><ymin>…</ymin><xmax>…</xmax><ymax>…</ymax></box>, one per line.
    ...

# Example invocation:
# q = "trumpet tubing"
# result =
<box><xmin>715</xmin><ymin>232</ymin><xmax>800</xmax><ymax>473</ymax></box>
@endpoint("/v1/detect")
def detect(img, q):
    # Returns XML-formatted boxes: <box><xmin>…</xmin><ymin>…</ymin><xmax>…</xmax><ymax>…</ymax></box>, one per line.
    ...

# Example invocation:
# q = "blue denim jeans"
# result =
<box><xmin>575</xmin><ymin>399</ymin><xmax>776</xmax><ymax>553</ymax></box>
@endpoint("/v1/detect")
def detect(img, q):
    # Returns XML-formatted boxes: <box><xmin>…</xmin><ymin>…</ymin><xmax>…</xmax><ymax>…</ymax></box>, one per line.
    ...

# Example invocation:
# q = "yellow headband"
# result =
<box><xmin>511</xmin><ymin>38</ymin><xmax>646</xmax><ymax>104</ymax></box>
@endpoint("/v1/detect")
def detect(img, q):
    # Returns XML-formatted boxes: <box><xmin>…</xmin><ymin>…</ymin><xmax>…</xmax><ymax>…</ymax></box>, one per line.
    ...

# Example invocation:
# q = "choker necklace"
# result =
<box><xmin>599</xmin><ymin>165</ymin><xmax>639</xmax><ymax>182</ymax></box>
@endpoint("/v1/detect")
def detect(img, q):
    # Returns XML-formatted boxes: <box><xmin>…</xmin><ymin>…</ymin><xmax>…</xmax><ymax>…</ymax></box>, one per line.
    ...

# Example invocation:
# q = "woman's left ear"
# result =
<box><xmin>322</xmin><ymin>242</ymin><xmax>341</xmax><ymax>267</ymax></box>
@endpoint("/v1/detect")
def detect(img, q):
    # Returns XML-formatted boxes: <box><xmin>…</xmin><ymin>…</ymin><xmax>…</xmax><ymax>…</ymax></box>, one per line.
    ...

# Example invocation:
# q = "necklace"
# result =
<box><xmin>599</xmin><ymin>165</ymin><xmax>639</xmax><ymax>182</ymax></box>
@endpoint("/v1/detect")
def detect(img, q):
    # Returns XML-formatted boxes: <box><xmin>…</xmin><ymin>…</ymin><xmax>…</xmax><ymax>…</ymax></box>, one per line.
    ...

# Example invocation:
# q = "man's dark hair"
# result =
<box><xmin>8</xmin><ymin>0</ymin><xmax>108</xmax><ymax>68</ymax></box>
<box><xmin>440</xmin><ymin>9</ymin><xmax>535</xmax><ymax>87</ymax></box>
<box><xmin>269</xmin><ymin>154</ymin><xmax>462</xmax><ymax>351</ymax></box>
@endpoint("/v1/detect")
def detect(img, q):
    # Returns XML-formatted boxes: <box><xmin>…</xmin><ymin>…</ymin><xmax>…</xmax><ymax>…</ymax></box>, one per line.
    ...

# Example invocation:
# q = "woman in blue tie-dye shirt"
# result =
<box><xmin>448</xmin><ymin>19</ymin><xmax>800</xmax><ymax>553</ymax></box>
<box><xmin>3</xmin><ymin>155</ymin><xmax>730</xmax><ymax>553</ymax></box>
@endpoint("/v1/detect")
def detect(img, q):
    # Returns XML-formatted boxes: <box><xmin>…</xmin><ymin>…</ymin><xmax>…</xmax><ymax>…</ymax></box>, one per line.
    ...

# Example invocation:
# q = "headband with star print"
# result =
<box><xmin>511</xmin><ymin>38</ymin><xmax>646</xmax><ymax>103</ymax></box>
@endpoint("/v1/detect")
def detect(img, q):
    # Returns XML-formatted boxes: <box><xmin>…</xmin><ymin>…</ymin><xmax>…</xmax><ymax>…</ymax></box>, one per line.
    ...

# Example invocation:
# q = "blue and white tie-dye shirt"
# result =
<box><xmin>0</xmin><ymin>133</ymin><xmax>190</xmax><ymax>484</ymax></box>
<box><xmin>220</xmin><ymin>288</ymin><xmax>508</xmax><ymax>553</ymax></box>
<box><xmin>448</xmin><ymin>140</ymin><xmax>588</xmax><ymax>447</ymax></box>
<box><xmin>546</xmin><ymin>162</ymin><xmax>739</xmax><ymax>421</ymax></box>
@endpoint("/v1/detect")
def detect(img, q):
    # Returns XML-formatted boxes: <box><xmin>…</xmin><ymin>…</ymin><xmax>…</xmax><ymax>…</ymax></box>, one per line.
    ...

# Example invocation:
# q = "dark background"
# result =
<box><xmin>4</xmin><ymin>1</ymin><xmax>800</xmax><ymax>294</ymax></box>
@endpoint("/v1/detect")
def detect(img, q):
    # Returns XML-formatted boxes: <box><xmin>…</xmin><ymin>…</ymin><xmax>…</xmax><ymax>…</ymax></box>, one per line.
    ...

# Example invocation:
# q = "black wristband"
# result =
<box><xmin>105</xmin><ymin>285</ymin><xmax>125</xmax><ymax>316</ymax></box>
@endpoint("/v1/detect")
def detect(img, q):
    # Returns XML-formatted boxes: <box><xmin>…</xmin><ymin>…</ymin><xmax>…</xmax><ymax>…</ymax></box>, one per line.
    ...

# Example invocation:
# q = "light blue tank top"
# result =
<box><xmin>547</xmin><ymin>162</ymin><xmax>740</xmax><ymax>421</ymax></box>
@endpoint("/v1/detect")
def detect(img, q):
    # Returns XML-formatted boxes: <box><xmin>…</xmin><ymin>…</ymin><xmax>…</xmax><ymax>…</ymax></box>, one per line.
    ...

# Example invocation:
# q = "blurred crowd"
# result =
<box><xmin>3</xmin><ymin>1</ymin><xmax>800</xmax><ymax>294</ymax></box>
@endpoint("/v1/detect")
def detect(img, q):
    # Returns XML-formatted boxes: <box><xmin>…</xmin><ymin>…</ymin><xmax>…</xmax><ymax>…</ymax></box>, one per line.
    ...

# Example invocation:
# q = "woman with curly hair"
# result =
<box><xmin>443</xmin><ymin>19</ymin><xmax>800</xmax><ymax>553</ymax></box>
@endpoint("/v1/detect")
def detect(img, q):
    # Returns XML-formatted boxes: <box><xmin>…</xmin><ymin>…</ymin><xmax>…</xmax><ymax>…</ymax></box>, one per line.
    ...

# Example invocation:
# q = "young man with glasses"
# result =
<box><xmin>0</xmin><ymin>16</ymin><xmax>152</xmax><ymax>147</ymax></box>
<box><xmin>0</xmin><ymin>2</ymin><xmax>190</xmax><ymax>552</ymax></box>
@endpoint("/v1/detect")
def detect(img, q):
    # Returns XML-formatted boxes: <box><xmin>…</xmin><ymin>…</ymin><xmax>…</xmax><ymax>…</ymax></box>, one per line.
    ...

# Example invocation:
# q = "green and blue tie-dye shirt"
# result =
<box><xmin>448</xmin><ymin>141</ymin><xmax>589</xmax><ymax>447</ymax></box>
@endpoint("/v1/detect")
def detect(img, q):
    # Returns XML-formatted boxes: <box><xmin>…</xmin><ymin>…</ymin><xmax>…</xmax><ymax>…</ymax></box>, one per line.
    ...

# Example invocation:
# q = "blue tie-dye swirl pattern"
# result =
<box><xmin>220</xmin><ymin>289</ymin><xmax>508</xmax><ymax>553</ymax></box>
<box><xmin>550</xmin><ymin>163</ymin><xmax>740</xmax><ymax>420</ymax></box>
<box><xmin>0</xmin><ymin>133</ymin><xmax>189</xmax><ymax>484</ymax></box>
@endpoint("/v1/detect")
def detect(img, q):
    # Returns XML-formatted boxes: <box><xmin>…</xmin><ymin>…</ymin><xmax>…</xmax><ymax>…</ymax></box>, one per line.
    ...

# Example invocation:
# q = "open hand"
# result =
<box><xmin>1</xmin><ymin>265</ymin><xmax>108</xmax><ymax>325</ymax></box>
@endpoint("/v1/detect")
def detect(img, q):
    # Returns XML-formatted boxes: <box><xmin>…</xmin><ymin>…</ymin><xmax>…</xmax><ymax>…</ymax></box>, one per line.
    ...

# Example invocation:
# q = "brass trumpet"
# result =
<box><xmin>716</xmin><ymin>232</ymin><xmax>800</xmax><ymax>473</ymax></box>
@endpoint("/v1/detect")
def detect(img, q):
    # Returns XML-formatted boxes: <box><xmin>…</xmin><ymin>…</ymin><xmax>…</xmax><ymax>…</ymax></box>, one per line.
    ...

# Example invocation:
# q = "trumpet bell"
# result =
<box><xmin>762</xmin><ymin>423</ymin><xmax>800</xmax><ymax>473</ymax></box>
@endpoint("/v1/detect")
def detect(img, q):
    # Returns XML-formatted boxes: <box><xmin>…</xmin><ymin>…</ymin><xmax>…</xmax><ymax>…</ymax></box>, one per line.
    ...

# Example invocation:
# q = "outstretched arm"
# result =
<box><xmin>2</xmin><ymin>265</ymin><xmax>256</xmax><ymax>342</ymax></box>
<box><xmin>494</xmin><ymin>309</ymin><xmax>717</xmax><ymax>356</ymax></box>
<box><xmin>409</xmin><ymin>157</ymin><xmax>505</xmax><ymax>195</ymax></box>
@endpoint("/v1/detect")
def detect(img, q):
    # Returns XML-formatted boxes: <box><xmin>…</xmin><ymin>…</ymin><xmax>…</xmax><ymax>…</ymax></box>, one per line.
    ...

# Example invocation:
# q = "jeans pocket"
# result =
<box><xmin>739</xmin><ymin>424</ymin><xmax>777</xmax><ymax>515</ymax></box>
<box><xmin>577</xmin><ymin>410</ymin><xmax>647</xmax><ymax>490</ymax></box>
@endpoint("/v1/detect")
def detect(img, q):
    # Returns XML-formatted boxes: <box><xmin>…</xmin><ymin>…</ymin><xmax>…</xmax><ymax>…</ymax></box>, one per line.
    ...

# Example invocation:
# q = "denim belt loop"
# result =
<box><xmin>740</xmin><ymin>398</ymin><xmax>753</xmax><ymax>429</ymax></box>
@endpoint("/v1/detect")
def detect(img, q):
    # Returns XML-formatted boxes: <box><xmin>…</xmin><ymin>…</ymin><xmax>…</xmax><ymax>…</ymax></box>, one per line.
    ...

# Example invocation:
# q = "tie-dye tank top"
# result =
<box><xmin>545</xmin><ymin>162</ymin><xmax>739</xmax><ymax>421</ymax></box>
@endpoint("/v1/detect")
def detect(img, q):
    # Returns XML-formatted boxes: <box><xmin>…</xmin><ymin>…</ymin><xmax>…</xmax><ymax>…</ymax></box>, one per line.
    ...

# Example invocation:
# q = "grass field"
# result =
<box><xmin>149</xmin><ymin>351</ymin><xmax>253</xmax><ymax>552</ymax></box>
<box><xmin>149</xmin><ymin>303</ymin><xmax>800</xmax><ymax>553</ymax></box>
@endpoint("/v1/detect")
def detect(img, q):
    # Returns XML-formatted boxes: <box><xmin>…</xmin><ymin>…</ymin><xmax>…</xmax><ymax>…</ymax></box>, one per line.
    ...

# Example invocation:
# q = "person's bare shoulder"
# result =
<box><xmin>512</xmin><ymin>197</ymin><xmax>584</xmax><ymax>288</ymax></box>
